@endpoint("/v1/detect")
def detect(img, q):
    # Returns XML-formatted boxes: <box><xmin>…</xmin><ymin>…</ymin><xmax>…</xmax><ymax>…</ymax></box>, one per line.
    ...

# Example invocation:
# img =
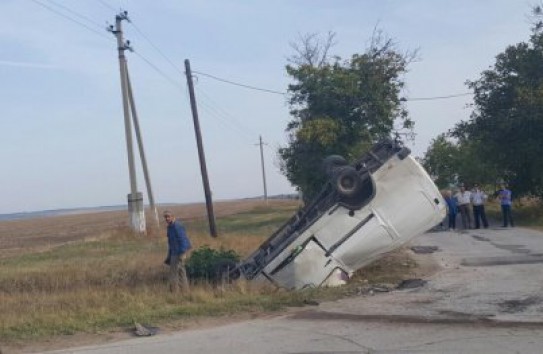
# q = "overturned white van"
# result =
<box><xmin>233</xmin><ymin>139</ymin><xmax>446</xmax><ymax>290</ymax></box>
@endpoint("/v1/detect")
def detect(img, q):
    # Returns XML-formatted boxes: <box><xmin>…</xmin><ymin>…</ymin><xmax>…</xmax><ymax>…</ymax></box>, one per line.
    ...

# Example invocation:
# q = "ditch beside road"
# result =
<box><xmin>46</xmin><ymin>226</ymin><xmax>543</xmax><ymax>353</ymax></box>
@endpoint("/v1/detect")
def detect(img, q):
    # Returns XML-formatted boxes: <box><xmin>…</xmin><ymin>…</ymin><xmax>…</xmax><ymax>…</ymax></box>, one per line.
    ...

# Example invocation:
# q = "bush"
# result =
<box><xmin>186</xmin><ymin>245</ymin><xmax>240</xmax><ymax>281</ymax></box>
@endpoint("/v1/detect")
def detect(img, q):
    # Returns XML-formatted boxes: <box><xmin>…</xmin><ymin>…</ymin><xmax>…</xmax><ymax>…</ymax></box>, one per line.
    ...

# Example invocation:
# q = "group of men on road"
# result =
<box><xmin>443</xmin><ymin>183</ymin><xmax>514</xmax><ymax>231</ymax></box>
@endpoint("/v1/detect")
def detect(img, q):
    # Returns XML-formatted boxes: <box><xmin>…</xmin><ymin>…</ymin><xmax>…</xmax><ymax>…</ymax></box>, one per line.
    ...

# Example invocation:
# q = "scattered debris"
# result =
<box><xmin>133</xmin><ymin>322</ymin><xmax>158</xmax><ymax>337</ymax></box>
<box><xmin>462</xmin><ymin>256</ymin><xmax>543</xmax><ymax>267</ymax></box>
<box><xmin>303</xmin><ymin>299</ymin><xmax>319</xmax><ymax>306</ymax></box>
<box><xmin>471</xmin><ymin>235</ymin><xmax>490</xmax><ymax>242</ymax></box>
<box><xmin>498</xmin><ymin>296</ymin><xmax>541</xmax><ymax>313</ymax></box>
<box><xmin>397</xmin><ymin>278</ymin><xmax>427</xmax><ymax>290</ymax></box>
<box><xmin>410</xmin><ymin>246</ymin><xmax>439</xmax><ymax>254</ymax></box>
<box><xmin>349</xmin><ymin>284</ymin><xmax>393</xmax><ymax>296</ymax></box>
<box><xmin>370</xmin><ymin>285</ymin><xmax>391</xmax><ymax>293</ymax></box>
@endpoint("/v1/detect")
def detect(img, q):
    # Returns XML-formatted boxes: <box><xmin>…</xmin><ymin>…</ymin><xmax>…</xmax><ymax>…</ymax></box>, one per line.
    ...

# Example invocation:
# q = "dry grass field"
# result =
<box><xmin>0</xmin><ymin>199</ymin><xmax>296</xmax><ymax>258</ymax></box>
<box><xmin>0</xmin><ymin>199</ymin><xmax>421</xmax><ymax>353</ymax></box>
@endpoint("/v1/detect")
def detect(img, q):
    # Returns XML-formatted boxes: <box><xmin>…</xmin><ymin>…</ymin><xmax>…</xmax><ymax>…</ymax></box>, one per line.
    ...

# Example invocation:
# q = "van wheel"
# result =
<box><xmin>322</xmin><ymin>155</ymin><xmax>348</xmax><ymax>177</ymax></box>
<box><xmin>397</xmin><ymin>147</ymin><xmax>411</xmax><ymax>160</ymax></box>
<box><xmin>335</xmin><ymin>167</ymin><xmax>361</xmax><ymax>197</ymax></box>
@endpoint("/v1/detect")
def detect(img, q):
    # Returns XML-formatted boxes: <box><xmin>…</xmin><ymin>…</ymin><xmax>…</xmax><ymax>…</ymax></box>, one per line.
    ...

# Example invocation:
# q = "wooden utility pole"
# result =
<box><xmin>110</xmin><ymin>11</ymin><xmax>146</xmax><ymax>234</ymax></box>
<box><xmin>257</xmin><ymin>135</ymin><xmax>268</xmax><ymax>205</ymax></box>
<box><xmin>184</xmin><ymin>59</ymin><xmax>218</xmax><ymax>237</ymax></box>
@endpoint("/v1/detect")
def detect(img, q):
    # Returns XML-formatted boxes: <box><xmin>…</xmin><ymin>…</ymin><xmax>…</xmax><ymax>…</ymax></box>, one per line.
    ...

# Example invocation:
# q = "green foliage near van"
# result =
<box><xmin>186</xmin><ymin>245</ymin><xmax>240</xmax><ymax>281</ymax></box>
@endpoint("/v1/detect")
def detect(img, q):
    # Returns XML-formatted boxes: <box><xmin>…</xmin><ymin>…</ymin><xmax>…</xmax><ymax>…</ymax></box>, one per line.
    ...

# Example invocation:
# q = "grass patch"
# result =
<box><xmin>0</xmin><ymin>200</ymin><xmax>416</xmax><ymax>344</ymax></box>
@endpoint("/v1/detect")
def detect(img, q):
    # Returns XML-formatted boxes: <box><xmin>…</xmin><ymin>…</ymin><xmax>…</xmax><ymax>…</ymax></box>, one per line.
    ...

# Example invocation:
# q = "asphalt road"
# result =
<box><xmin>47</xmin><ymin>226</ymin><xmax>543</xmax><ymax>354</ymax></box>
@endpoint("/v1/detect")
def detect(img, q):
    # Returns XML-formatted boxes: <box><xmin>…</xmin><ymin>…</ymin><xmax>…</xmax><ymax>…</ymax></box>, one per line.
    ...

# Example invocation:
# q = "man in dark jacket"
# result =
<box><xmin>163</xmin><ymin>210</ymin><xmax>192</xmax><ymax>293</ymax></box>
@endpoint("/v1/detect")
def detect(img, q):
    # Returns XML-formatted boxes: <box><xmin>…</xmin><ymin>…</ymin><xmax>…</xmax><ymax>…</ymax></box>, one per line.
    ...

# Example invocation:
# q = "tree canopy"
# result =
<box><xmin>425</xmin><ymin>9</ymin><xmax>543</xmax><ymax>197</ymax></box>
<box><xmin>422</xmin><ymin>135</ymin><xmax>498</xmax><ymax>190</ymax></box>
<box><xmin>279</xmin><ymin>32</ymin><xmax>415</xmax><ymax>200</ymax></box>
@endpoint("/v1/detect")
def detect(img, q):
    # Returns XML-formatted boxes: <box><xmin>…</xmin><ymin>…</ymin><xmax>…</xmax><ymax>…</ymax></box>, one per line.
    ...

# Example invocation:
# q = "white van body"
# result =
<box><xmin>235</xmin><ymin>140</ymin><xmax>446</xmax><ymax>290</ymax></box>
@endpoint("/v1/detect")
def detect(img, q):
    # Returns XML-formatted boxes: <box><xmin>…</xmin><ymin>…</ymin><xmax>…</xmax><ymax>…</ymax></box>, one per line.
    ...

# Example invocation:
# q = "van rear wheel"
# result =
<box><xmin>335</xmin><ymin>167</ymin><xmax>361</xmax><ymax>198</ymax></box>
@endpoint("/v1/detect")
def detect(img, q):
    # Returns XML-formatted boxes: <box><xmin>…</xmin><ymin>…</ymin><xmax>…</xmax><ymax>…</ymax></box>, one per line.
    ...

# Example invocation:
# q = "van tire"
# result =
<box><xmin>322</xmin><ymin>155</ymin><xmax>348</xmax><ymax>177</ymax></box>
<box><xmin>335</xmin><ymin>167</ymin><xmax>361</xmax><ymax>198</ymax></box>
<box><xmin>397</xmin><ymin>147</ymin><xmax>411</xmax><ymax>160</ymax></box>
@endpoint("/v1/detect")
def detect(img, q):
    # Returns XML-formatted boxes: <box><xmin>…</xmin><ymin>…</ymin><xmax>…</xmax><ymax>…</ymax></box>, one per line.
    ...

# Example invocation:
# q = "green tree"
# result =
<box><xmin>279</xmin><ymin>31</ymin><xmax>415</xmax><ymax>200</ymax></box>
<box><xmin>423</xmin><ymin>134</ymin><xmax>499</xmax><ymax>190</ymax></box>
<box><xmin>422</xmin><ymin>134</ymin><xmax>459</xmax><ymax>189</ymax></box>
<box><xmin>452</xmin><ymin>12</ymin><xmax>543</xmax><ymax>197</ymax></box>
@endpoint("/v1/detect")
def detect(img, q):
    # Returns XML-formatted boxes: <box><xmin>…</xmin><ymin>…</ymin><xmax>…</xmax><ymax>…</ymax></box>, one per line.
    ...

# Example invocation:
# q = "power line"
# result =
<box><xmin>191</xmin><ymin>70</ymin><xmax>473</xmax><ymax>102</ymax></box>
<box><xmin>132</xmin><ymin>50</ymin><xmax>186</xmax><ymax>93</ymax></box>
<box><xmin>192</xmin><ymin>71</ymin><xmax>287</xmax><ymax>96</ymax></box>
<box><xmin>195</xmin><ymin>86</ymin><xmax>257</xmax><ymax>140</ymax></box>
<box><xmin>96</xmin><ymin>0</ymin><xmax>117</xmax><ymax>12</ymax></box>
<box><xmin>122</xmin><ymin>18</ymin><xmax>259</xmax><ymax>144</ymax></box>
<box><xmin>119</xmin><ymin>17</ymin><xmax>257</xmax><ymax>142</ymax></box>
<box><xmin>128</xmin><ymin>21</ymin><xmax>185</xmax><ymax>77</ymax></box>
<box><xmin>42</xmin><ymin>0</ymin><xmax>105</xmax><ymax>29</ymax></box>
<box><xmin>29</xmin><ymin>0</ymin><xmax>112</xmax><ymax>41</ymax></box>
<box><xmin>408</xmin><ymin>92</ymin><xmax>472</xmax><ymax>101</ymax></box>
<box><xmin>29</xmin><ymin>0</ymin><xmax>474</xmax><ymax>104</ymax></box>
<box><xmin>118</xmin><ymin>13</ymin><xmax>473</xmax><ymax>108</ymax></box>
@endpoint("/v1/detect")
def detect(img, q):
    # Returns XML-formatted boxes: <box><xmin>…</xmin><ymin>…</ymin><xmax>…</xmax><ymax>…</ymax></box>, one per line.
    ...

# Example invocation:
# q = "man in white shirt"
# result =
<box><xmin>455</xmin><ymin>184</ymin><xmax>472</xmax><ymax>229</ymax></box>
<box><xmin>471</xmin><ymin>183</ymin><xmax>489</xmax><ymax>229</ymax></box>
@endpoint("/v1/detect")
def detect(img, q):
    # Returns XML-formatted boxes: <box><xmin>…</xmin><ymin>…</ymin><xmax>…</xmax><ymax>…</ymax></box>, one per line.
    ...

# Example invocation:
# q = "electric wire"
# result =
<box><xmin>197</xmin><ymin>103</ymin><xmax>256</xmax><ymax>145</ymax></box>
<box><xmin>42</xmin><ymin>0</ymin><xmax>105</xmax><ymax>29</ymax></box>
<box><xmin>192</xmin><ymin>70</ymin><xmax>473</xmax><ymax>102</ymax></box>
<box><xmin>129</xmin><ymin>21</ymin><xmax>185</xmax><ymax>77</ymax></box>
<box><xmin>125</xmin><ymin>17</ymin><xmax>258</xmax><ymax>142</ymax></box>
<box><xmin>180</xmin><ymin>83</ymin><xmax>250</xmax><ymax>147</ymax></box>
<box><xmin>196</xmin><ymin>102</ymin><xmax>253</xmax><ymax>146</ymax></box>
<box><xmin>29</xmin><ymin>0</ymin><xmax>112</xmax><ymax>41</ymax></box>
<box><xmin>125</xmin><ymin>28</ymin><xmax>256</xmax><ymax>140</ymax></box>
<box><xmin>123</xmin><ymin>15</ymin><xmax>472</xmax><ymax>145</ymax></box>
<box><xmin>195</xmin><ymin>86</ymin><xmax>257</xmax><ymax>141</ymax></box>
<box><xmin>33</xmin><ymin>0</ymin><xmax>471</xmax><ymax>144</ymax></box>
<box><xmin>30</xmin><ymin>0</ymin><xmax>473</xmax><ymax>105</ymax></box>
<box><xmin>408</xmin><ymin>92</ymin><xmax>472</xmax><ymax>101</ymax></box>
<box><xmin>192</xmin><ymin>71</ymin><xmax>287</xmax><ymax>96</ymax></box>
<box><xmin>96</xmin><ymin>0</ymin><xmax>117</xmax><ymax>12</ymax></box>
<box><xmin>132</xmin><ymin>48</ymin><xmax>255</xmax><ymax>142</ymax></box>
<box><xmin>132</xmin><ymin>50</ymin><xmax>186</xmax><ymax>93</ymax></box>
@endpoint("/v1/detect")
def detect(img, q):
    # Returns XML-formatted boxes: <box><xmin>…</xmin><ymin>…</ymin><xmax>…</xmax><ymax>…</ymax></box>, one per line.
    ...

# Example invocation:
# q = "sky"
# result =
<box><xmin>0</xmin><ymin>0</ymin><xmax>533</xmax><ymax>214</ymax></box>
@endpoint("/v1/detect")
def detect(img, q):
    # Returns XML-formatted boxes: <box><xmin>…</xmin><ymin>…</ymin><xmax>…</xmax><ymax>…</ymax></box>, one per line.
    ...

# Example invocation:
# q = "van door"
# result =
<box><xmin>264</xmin><ymin>239</ymin><xmax>346</xmax><ymax>290</ymax></box>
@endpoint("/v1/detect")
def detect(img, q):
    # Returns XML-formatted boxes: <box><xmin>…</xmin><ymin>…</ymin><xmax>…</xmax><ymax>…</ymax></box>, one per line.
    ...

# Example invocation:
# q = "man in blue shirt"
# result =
<box><xmin>497</xmin><ymin>184</ymin><xmax>514</xmax><ymax>227</ymax></box>
<box><xmin>443</xmin><ymin>190</ymin><xmax>458</xmax><ymax>230</ymax></box>
<box><xmin>163</xmin><ymin>210</ymin><xmax>192</xmax><ymax>293</ymax></box>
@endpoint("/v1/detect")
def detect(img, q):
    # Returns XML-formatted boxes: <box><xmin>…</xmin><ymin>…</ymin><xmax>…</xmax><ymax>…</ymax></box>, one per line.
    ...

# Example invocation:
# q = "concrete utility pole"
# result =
<box><xmin>184</xmin><ymin>59</ymin><xmax>218</xmax><ymax>237</ymax></box>
<box><xmin>126</xmin><ymin>70</ymin><xmax>160</xmax><ymax>231</ymax></box>
<box><xmin>110</xmin><ymin>11</ymin><xmax>145</xmax><ymax>234</ymax></box>
<box><xmin>257</xmin><ymin>135</ymin><xmax>268</xmax><ymax>205</ymax></box>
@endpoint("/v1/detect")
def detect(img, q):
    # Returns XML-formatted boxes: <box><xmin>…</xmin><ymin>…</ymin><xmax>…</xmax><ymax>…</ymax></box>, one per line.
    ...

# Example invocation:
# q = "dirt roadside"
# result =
<box><xmin>1</xmin><ymin>248</ymin><xmax>442</xmax><ymax>354</ymax></box>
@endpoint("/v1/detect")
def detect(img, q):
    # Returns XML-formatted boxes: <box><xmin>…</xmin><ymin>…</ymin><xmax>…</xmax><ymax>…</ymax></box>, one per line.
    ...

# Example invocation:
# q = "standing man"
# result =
<box><xmin>455</xmin><ymin>184</ymin><xmax>472</xmax><ymax>230</ymax></box>
<box><xmin>163</xmin><ymin>210</ymin><xmax>191</xmax><ymax>293</ymax></box>
<box><xmin>497</xmin><ymin>184</ymin><xmax>514</xmax><ymax>227</ymax></box>
<box><xmin>471</xmin><ymin>183</ymin><xmax>489</xmax><ymax>229</ymax></box>
<box><xmin>443</xmin><ymin>190</ymin><xmax>458</xmax><ymax>231</ymax></box>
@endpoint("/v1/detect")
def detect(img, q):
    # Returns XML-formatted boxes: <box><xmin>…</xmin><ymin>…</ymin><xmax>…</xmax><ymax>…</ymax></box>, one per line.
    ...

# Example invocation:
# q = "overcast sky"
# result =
<box><xmin>0</xmin><ymin>0</ymin><xmax>533</xmax><ymax>214</ymax></box>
